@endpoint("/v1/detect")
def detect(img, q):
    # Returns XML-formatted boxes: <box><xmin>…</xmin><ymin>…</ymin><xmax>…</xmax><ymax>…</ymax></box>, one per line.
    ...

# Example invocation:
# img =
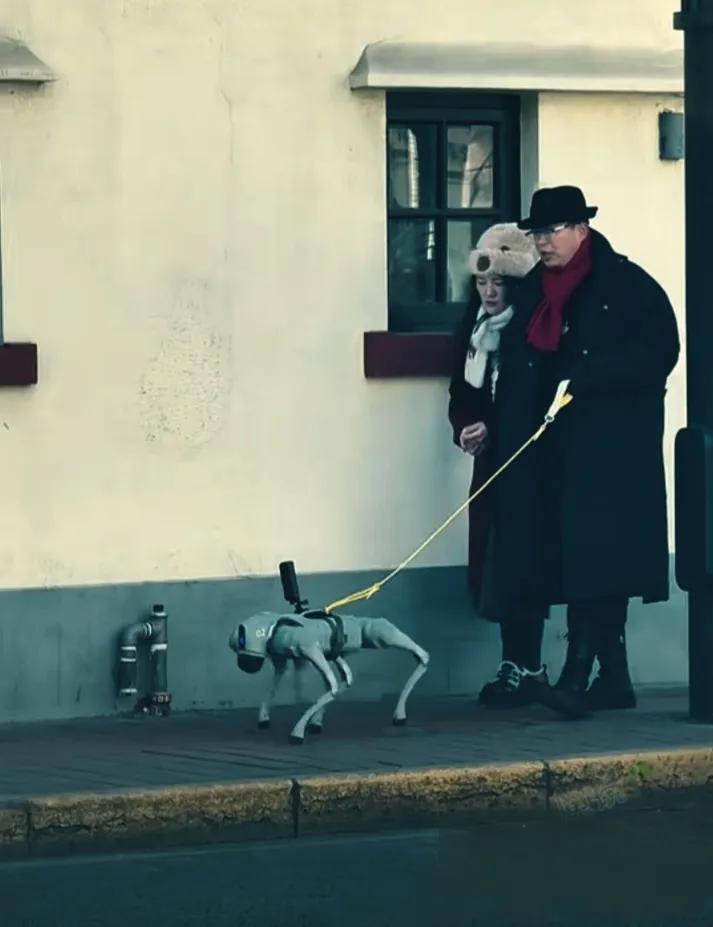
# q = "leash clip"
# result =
<box><xmin>544</xmin><ymin>379</ymin><xmax>572</xmax><ymax>424</ymax></box>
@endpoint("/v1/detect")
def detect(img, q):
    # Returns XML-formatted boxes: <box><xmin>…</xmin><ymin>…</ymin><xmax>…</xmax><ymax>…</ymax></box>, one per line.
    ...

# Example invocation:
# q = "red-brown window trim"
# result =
<box><xmin>0</xmin><ymin>343</ymin><xmax>38</xmax><ymax>386</ymax></box>
<box><xmin>363</xmin><ymin>331</ymin><xmax>453</xmax><ymax>378</ymax></box>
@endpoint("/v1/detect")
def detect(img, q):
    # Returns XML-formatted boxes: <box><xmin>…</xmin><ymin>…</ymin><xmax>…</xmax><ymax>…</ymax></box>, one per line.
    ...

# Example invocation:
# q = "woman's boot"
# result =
<box><xmin>478</xmin><ymin>617</ymin><xmax>549</xmax><ymax>708</ymax></box>
<box><xmin>587</xmin><ymin>625</ymin><xmax>636</xmax><ymax>710</ymax></box>
<box><xmin>478</xmin><ymin>661</ymin><xmax>550</xmax><ymax>708</ymax></box>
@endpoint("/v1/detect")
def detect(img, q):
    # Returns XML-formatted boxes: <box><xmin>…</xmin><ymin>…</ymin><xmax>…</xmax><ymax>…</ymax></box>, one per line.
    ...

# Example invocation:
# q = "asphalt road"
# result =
<box><xmin>3</xmin><ymin>795</ymin><xmax>713</xmax><ymax>927</ymax></box>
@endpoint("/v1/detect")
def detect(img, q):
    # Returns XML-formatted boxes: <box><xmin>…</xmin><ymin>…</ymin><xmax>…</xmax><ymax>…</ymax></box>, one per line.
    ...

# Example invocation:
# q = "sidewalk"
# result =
<box><xmin>2</xmin><ymin>688</ymin><xmax>713</xmax><ymax>857</ymax></box>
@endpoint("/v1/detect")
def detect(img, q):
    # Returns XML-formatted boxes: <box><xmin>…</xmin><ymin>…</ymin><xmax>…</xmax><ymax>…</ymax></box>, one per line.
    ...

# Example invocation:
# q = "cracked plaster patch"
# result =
<box><xmin>139</xmin><ymin>279</ymin><xmax>232</xmax><ymax>451</ymax></box>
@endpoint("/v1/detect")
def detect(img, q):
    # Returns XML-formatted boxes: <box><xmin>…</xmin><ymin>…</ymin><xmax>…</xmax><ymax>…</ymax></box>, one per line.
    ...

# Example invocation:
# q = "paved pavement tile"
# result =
<box><xmin>0</xmin><ymin>689</ymin><xmax>710</xmax><ymax>802</ymax></box>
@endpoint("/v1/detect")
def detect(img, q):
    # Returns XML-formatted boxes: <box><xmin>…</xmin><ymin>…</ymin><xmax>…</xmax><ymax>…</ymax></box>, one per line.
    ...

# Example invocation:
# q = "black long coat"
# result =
<box><xmin>479</xmin><ymin>230</ymin><xmax>680</xmax><ymax>620</ymax></box>
<box><xmin>448</xmin><ymin>302</ymin><xmax>497</xmax><ymax>601</ymax></box>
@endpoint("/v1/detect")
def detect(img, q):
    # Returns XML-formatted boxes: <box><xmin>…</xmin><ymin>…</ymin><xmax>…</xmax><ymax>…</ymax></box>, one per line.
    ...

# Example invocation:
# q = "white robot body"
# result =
<box><xmin>228</xmin><ymin>608</ymin><xmax>429</xmax><ymax>743</ymax></box>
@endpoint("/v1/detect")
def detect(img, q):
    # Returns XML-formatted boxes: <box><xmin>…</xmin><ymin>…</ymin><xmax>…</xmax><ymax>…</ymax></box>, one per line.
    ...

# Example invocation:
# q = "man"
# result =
<box><xmin>474</xmin><ymin>185</ymin><xmax>680</xmax><ymax>718</ymax></box>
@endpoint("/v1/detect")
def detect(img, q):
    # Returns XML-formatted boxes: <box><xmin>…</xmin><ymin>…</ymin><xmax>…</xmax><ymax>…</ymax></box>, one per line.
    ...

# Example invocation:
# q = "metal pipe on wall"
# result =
<box><xmin>116</xmin><ymin>604</ymin><xmax>172</xmax><ymax>716</ymax></box>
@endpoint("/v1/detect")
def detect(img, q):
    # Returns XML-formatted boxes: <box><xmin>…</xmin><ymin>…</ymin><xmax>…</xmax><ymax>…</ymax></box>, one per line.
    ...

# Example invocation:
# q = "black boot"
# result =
<box><xmin>587</xmin><ymin>626</ymin><xmax>636</xmax><ymax>710</ymax></box>
<box><xmin>541</xmin><ymin>612</ymin><xmax>596</xmax><ymax>719</ymax></box>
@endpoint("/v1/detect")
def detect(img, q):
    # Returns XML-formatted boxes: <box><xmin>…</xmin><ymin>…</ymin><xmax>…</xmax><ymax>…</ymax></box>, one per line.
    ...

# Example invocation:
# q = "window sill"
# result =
<box><xmin>0</xmin><ymin>343</ymin><xmax>38</xmax><ymax>386</ymax></box>
<box><xmin>363</xmin><ymin>331</ymin><xmax>453</xmax><ymax>378</ymax></box>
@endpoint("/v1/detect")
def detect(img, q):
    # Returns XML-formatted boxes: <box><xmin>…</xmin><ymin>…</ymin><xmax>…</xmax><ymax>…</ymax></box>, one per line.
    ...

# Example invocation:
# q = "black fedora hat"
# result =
<box><xmin>518</xmin><ymin>185</ymin><xmax>598</xmax><ymax>231</ymax></box>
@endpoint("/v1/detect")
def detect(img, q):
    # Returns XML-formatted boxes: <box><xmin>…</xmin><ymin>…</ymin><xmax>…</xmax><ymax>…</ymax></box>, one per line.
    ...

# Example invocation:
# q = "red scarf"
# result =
<box><xmin>527</xmin><ymin>234</ymin><xmax>592</xmax><ymax>352</ymax></box>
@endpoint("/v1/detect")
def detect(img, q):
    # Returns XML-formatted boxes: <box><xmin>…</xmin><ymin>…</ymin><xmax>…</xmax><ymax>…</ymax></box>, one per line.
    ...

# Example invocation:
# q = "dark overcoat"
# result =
<box><xmin>479</xmin><ymin>230</ymin><xmax>680</xmax><ymax>619</ymax></box>
<box><xmin>448</xmin><ymin>301</ymin><xmax>497</xmax><ymax>601</ymax></box>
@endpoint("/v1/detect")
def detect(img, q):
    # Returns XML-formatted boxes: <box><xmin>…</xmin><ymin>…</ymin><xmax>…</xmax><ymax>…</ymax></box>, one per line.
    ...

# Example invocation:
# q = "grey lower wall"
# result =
<box><xmin>0</xmin><ymin>563</ymin><xmax>688</xmax><ymax>724</ymax></box>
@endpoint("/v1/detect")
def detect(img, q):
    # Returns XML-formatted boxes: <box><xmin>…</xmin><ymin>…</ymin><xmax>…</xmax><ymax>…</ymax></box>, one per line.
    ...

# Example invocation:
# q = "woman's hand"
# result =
<box><xmin>459</xmin><ymin>422</ymin><xmax>488</xmax><ymax>456</ymax></box>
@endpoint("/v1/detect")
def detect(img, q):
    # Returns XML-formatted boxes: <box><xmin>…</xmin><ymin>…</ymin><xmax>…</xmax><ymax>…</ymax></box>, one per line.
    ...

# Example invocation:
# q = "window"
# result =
<box><xmin>386</xmin><ymin>92</ymin><xmax>521</xmax><ymax>333</ymax></box>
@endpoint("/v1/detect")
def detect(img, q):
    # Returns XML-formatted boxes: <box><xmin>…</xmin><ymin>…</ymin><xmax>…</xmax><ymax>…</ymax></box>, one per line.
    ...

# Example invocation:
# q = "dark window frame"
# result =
<box><xmin>386</xmin><ymin>91</ymin><xmax>521</xmax><ymax>334</ymax></box>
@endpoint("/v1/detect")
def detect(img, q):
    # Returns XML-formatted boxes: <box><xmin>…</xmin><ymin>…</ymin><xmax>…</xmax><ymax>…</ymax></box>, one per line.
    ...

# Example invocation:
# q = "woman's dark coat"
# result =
<box><xmin>478</xmin><ymin>229</ymin><xmax>680</xmax><ymax>620</ymax></box>
<box><xmin>448</xmin><ymin>301</ymin><xmax>497</xmax><ymax>601</ymax></box>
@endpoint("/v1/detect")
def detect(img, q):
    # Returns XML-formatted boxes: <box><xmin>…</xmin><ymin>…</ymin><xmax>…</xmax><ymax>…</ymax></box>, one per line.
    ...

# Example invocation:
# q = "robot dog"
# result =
<box><xmin>229</xmin><ymin>562</ymin><xmax>429</xmax><ymax>743</ymax></box>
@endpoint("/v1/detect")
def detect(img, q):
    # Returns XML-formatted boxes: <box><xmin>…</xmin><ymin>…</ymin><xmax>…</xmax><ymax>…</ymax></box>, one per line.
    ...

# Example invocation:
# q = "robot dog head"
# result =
<box><xmin>229</xmin><ymin>612</ymin><xmax>278</xmax><ymax>674</ymax></box>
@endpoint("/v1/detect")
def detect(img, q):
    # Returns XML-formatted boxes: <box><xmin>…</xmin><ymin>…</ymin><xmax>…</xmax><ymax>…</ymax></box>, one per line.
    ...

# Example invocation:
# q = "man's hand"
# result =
<box><xmin>459</xmin><ymin>422</ymin><xmax>488</xmax><ymax>456</ymax></box>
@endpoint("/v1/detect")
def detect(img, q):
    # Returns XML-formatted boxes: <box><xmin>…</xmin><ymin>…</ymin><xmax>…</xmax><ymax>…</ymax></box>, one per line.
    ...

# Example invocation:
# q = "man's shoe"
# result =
<box><xmin>478</xmin><ymin>661</ymin><xmax>549</xmax><ymax>709</ymax></box>
<box><xmin>586</xmin><ymin>675</ymin><xmax>636</xmax><ymax>711</ymax></box>
<box><xmin>538</xmin><ymin>683</ymin><xmax>590</xmax><ymax>719</ymax></box>
<box><xmin>546</xmin><ymin>613</ymin><xmax>597</xmax><ymax>720</ymax></box>
<box><xmin>588</xmin><ymin>625</ymin><xmax>636</xmax><ymax>711</ymax></box>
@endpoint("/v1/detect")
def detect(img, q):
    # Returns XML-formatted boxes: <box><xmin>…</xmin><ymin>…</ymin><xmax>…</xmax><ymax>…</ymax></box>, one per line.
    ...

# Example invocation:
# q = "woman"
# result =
<box><xmin>448</xmin><ymin>223</ymin><xmax>541</xmax><ymax>707</ymax></box>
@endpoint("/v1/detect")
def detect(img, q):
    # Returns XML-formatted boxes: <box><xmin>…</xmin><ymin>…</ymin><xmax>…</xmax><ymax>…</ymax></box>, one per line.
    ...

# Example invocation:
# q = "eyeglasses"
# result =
<box><xmin>525</xmin><ymin>223</ymin><xmax>572</xmax><ymax>240</ymax></box>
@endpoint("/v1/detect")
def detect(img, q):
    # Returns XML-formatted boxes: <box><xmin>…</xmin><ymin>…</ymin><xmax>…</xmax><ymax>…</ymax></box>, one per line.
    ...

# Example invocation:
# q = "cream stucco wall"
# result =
<box><xmin>0</xmin><ymin>0</ymin><xmax>684</xmax><ymax>590</ymax></box>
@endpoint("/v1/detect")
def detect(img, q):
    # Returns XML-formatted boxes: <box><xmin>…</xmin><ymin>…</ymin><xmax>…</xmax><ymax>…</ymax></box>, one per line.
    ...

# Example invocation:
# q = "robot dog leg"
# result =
<box><xmin>359</xmin><ymin>618</ymin><xmax>430</xmax><ymax>725</ymax></box>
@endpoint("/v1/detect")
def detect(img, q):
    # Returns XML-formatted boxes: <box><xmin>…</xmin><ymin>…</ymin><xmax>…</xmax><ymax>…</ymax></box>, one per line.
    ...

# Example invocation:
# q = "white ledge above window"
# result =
<box><xmin>0</xmin><ymin>37</ymin><xmax>54</xmax><ymax>83</ymax></box>
<box><xmin>349</xmin><ymin>42</ymin><xmax>683</xmax><ymax>94</ymax></box>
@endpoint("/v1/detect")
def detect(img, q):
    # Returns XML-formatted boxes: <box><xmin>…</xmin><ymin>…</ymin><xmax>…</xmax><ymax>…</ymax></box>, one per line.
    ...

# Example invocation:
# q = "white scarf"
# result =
<box><xmin>464</xmin><ymin>305</ymin><xmax>514</xmax><ymax>390</ymax></box>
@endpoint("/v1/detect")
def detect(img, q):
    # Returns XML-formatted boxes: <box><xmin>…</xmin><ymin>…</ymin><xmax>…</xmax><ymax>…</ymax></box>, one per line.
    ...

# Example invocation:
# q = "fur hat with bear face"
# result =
<box><xmin>468</xmin><ymin>223</ymin><xmax>538</xmax><ymax>279</ymax></box>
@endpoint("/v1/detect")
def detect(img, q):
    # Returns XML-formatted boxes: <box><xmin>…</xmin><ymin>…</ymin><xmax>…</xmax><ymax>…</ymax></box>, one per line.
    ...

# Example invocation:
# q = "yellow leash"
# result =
<box><xmin>324</xmin><ymin>381</ymin><xmax>573</xmax><ymax>614</ymax></box>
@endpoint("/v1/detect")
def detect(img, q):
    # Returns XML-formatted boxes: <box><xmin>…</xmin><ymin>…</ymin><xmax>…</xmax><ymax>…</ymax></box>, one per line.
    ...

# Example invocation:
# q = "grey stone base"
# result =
<box><xmin>0</xmin><ymin>563</ymin><xmax>688</xmax><ymax>724</ymax></box>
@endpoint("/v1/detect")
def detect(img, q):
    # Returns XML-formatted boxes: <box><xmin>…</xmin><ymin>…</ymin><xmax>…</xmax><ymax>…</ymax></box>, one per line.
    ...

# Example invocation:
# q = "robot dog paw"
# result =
<box><xmin>392</xmin><ymin>717</ymin><xmax>407</xmax><ymax>727</ymax></box>
<box><xmin>289</xmin><ymin>733</ymin><xmax>305</xmax><ymax>745</ymax></box>
<box><xmin>306</xmin><ymin>722</ymin><xmax>323</xmax><ymax>735</ymax></box>
<box><xmin>258</xmin><ymin>720</ymin><xmax>270</xmax><ymax>730</ymax></box>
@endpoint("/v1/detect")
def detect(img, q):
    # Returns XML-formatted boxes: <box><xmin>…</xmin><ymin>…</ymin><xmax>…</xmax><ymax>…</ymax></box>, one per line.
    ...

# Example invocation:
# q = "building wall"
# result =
<box><xmin>0</xmin><ymin>0</ymin><xmax>686</xmax><ymax>721</ymax></box>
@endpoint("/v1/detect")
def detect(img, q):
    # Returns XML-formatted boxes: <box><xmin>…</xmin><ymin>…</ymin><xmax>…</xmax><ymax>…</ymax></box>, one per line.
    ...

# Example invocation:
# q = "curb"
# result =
<box><xmin>297</xmin><ymin>761</ymin><xmax>546</xmax><ymax>836</ymax></box>
<box><xmin>2</xmin><ymin>747</ymin><xmax>712</xmax><ymax>858</ymax></box>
